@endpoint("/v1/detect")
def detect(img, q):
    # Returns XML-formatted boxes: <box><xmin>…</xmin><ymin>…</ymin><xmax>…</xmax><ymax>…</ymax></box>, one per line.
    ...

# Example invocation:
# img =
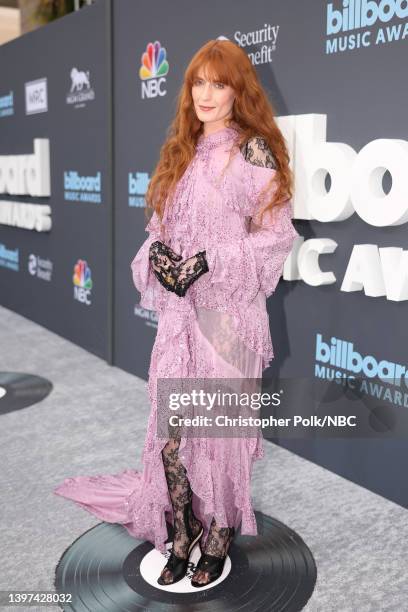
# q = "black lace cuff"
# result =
<box><xmin>173</xmin><ymin>250</ymin><xmax>209</xmax><ymax>297</ymax></box>
<box><xmin>148</xmin><ymin>240</ymin><xmax>182</xmax><ymax>293</ymax></box>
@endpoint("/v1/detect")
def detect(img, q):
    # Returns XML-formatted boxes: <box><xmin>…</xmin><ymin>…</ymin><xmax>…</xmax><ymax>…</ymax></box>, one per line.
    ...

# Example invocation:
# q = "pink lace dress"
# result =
<box><xmin>53</xmin><ymin>126</ymin><xmax>300</xmax><ymax>553</ymax></box>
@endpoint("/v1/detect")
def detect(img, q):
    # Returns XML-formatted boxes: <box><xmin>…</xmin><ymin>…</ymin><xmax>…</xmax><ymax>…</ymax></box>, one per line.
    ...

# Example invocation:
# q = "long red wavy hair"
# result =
<box><xmin>144</xmin><ymin>39</ymin><xmax>293</xmax><ymax>227</ymax></box>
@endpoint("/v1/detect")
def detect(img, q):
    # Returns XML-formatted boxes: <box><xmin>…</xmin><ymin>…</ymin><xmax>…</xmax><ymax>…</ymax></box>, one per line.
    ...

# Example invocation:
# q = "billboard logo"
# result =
<box><xmin>73</xmin><ymin>259</ymin><xmax>92</xmax><ymax>305</ymax></box>
<box><xmin>25</xmin><ymin>78</ymin><xmax>48</xmax><ymax>115</ymax></box>
<box><xmin>64</xmin><ymin>171</ymin><xmax>102</xmax><ymax>203</ymax></box>
<box><xmin>327</xmin><ymin>0</ymin><xmax>408</xmax><ymax>34</ymax></box>
<box><xmin>139</xmin><ymin>40</ymin><xmax>169</xmax><ymax>99</ymax></box>
<box><xmin>315</xmin><ymin>332</ymin><xmax>406</xmax><ymax>388</ymax></box>
<box><xmin>0</xmin><ymin>242</ymin><xmax>19</xmax><ymax>272</ymax></box>
<box><xmin>0</xmin><ymin>90</ymin><xmax>14</xmax><ymax>118</ymax></box>
<box><xmin>326</xmin><ymin>0</ymin><xmax>408</xmax><ymax>53</ymax></box>
<box><xmin>0</xmin><ymin>139</ymin><xmax>51</xmax><ymax>232</ymax></box>
<box><xmin>66</xmin><ymin>67</ymin><xmax>95</xmax><ymax>107</ymax></box>
<box><xmin>128</xmin><ymin>171</ymin><xmax>149</xmax><ymax>207</ymax></box>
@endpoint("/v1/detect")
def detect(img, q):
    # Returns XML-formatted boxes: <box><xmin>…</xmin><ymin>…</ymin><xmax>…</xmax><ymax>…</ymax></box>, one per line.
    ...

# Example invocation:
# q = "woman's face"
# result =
<box><xmin>191</xmin><ymin>68</ymin><xmax>235</xmax><ymax>132</ymax></box>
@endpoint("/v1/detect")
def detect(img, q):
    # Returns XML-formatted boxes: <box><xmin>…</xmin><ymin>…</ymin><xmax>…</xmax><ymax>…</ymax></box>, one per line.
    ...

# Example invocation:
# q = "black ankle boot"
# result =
<box><xmin>157</xmin><ymin>500</ymin><xmax>203</xmax><ymax>586</ymax></box>
<box><xmin>191</xmin><ymin>527</ymin><xmax>235</xmax><ymax>588</ymax></box>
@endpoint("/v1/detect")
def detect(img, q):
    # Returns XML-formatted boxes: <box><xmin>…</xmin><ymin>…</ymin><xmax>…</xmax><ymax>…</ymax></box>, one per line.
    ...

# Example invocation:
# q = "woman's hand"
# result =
<box><xmin>148</xmin><ymin>241</ymin><xmax>183</xmax><ymax>292</ymax></box>
<box><xmin>172</xmin><ymin>251</ymin><xmax>209</xmax><ymax>297</ymax></box>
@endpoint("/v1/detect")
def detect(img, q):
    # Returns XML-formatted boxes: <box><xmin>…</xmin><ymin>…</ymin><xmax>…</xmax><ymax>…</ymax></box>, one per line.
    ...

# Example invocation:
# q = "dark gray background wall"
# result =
<box><xmin>0</xmin><ymin>2</ymin><xmax>111</xmax><ymax>357</ymax></box>
<box><xmin>1</xmin><ymin>0</ymin><xmax>407</xmax><ymax>509</ymax></box>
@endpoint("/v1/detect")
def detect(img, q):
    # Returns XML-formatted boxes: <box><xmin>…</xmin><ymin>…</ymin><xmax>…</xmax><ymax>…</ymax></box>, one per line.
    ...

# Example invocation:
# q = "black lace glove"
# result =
<box><xmin>148</xmin><ymin>240</ymin><xmax>183</xmax><ymax>292</ymax></box>
<box><xmin>172</xmin><ymin>251</ymin><xmax>209</xmax><ymax>297</ymax></box>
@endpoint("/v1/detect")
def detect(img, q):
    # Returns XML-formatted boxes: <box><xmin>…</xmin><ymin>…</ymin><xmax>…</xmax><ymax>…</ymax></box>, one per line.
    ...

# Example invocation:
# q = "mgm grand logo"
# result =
<box><xmin>66</xmin><ymin>67</ymin><xmax>95</xmax><ymax>106</ymax></box>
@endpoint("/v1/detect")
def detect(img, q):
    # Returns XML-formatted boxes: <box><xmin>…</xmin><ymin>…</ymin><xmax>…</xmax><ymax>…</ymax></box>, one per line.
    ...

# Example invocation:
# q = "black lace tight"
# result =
<box><xmin>192</xmin><ymin>515</ymin><xmax>235</xmax><ymax>585</ymax></box>
<box><xmin>160</xmin><ymin>436</ymin><xmax>234</xmax><ymax>585</ymax></box>
<box><xmin>159</xmin><ymin>437</ymin><xmax>201</xmax><ymax>584</ymax></box>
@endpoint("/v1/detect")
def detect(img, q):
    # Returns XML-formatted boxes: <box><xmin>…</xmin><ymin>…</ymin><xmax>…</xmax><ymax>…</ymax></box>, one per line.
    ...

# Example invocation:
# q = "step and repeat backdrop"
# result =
<box><xmin>0</xmin><ymin>1</ymin><xmax>111</xmax><ymax>357</ymax></box>
<box><xmin>1</xmin><ymin>0</ymin><xmax>407</xmax><ymax>507</ymax></box>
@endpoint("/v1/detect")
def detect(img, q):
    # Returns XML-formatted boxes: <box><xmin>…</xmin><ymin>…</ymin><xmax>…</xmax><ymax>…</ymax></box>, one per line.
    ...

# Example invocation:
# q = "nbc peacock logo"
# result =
<box><xmin>139</xmin><ymin>40</ymin><xmax>169</xmax><ymax>100</ymax></box>
<box><xmin>73</xmin><ymin>258</ymin><xmax>93</xmax><ymax>305</ymax></box>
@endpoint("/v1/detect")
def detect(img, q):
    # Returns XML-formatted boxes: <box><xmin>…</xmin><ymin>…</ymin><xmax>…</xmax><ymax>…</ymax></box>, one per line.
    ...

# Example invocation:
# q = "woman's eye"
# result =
<box><xmin>215</xmin><ymin>82</ymin><xmax>225</xmax><ymax>89</ymax></box>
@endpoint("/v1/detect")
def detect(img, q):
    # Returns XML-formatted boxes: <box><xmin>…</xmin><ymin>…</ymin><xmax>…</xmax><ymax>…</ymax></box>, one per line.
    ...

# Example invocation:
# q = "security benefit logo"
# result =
<box><xmin>28</xmin><ymin>254</ymin><xmax>53</xmax><ymax>282</ymax></box>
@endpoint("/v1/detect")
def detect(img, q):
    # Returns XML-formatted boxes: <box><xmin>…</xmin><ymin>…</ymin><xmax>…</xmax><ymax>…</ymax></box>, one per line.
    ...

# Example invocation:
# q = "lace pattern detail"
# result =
<box><xmin>240</xmin><ymin>136</ymin><xmax>277</xmax><ymax>169</ymax></box>
<box><xmin>130</xmin><ymin>127</ymin><xmax>299</xmax><ymax>368</ymax></box>
<box><xmin>54</xmin><ymin>302</ymin><xmax>265</xmax><ymax>554</ymax></box>
<box><xmin>53</xmin><ymin>126</ymin><xmax>298</xmax><ymax>556</ymax></box>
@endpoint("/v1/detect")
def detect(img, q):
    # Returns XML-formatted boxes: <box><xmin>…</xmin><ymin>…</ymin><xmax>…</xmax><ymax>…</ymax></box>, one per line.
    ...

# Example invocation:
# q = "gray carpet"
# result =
<box><xmin>1</xmin><ymin>304</ymin><xmax>407</xmax><ymax>611</ymax></box>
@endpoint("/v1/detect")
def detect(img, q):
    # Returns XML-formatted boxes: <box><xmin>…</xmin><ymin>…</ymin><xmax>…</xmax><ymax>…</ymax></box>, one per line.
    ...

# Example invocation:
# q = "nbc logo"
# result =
<box><xmin>73</xmin><ymin>259</ymin><xmax>93</xmax><ymax>305</ymax></box>
<box><xmin>139</xmin><ymin>40</ymin><xmax>169</xmax><ymax>99</ymax></box>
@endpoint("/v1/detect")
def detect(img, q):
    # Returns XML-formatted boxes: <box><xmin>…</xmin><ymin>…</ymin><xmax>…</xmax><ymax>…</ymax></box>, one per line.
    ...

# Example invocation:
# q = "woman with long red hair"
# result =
<box><xmin>54</xmin><ymin>39</ymin><xmax>299</xmax><ymax>588</ymax></box>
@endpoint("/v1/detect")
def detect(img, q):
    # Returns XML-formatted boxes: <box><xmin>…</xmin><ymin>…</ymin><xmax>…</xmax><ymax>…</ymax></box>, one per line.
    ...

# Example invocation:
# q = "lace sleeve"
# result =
<box><xmin>239</xmin><ymin>136</ymin><xmax>277</xmax><ymax>169</ymax></box>
<box><xmin>205</xmin><ymin>136</ymin><xmax>299</xmax><ymax>301</ymax></box>
<box><xmin>130</xmin><ymin>210</ymin><xmax>168</xmax><ymax>311</ymax></box>
<box><xmin>145</xmin><ymin>209</ymin><xmax>163</xmax><ymax>235</ymax></box>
